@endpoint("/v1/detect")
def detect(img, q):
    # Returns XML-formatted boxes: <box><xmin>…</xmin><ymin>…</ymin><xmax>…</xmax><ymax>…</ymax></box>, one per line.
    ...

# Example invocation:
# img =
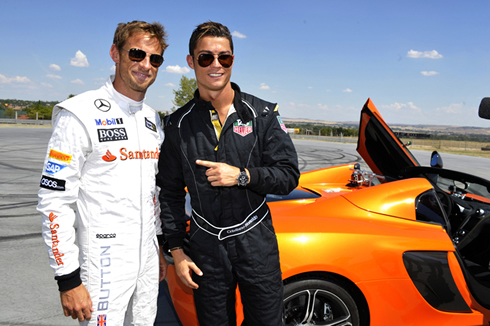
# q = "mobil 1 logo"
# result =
<box><xmin>97</xmin><ymin>128</ymin><xmax>128</xmax><ymax>142</ymax></box>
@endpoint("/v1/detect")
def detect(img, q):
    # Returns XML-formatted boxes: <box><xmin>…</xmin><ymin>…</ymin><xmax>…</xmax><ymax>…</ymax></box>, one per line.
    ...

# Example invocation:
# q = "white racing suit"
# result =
<box><xmin>37</xmin><ymin>76</ymin><xmax>164</xmax><ymax>325</ymax></box>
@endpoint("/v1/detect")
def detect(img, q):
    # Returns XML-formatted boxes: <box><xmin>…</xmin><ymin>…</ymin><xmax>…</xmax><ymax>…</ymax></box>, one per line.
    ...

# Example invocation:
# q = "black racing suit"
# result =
<box><xmin>157</xmin><ymin>83</ymin><xmax>300</xmax><ymax>325</ymax></box>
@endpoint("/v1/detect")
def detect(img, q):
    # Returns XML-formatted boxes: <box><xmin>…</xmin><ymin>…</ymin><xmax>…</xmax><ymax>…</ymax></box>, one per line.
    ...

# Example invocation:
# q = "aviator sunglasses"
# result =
<box><xmin>125</xmin><ymin>48</ymin><xmax>164</xmax><ymax>68</ymax></box>
<box><xmin>197</xmin><ymin>53</ymin><xmax>233</xmax><ymax>68</ymax></box>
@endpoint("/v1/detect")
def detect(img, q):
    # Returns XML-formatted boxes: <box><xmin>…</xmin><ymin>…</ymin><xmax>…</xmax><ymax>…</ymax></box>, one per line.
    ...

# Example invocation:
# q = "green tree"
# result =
<box><xmin>172</xmin><ymin>76</ymin><xmax>197</xmax><ymax>111</ymax></box>
<box><xmin>25</xmin><ymin>100</ymin><xmax>53</xmax><ymax>120</ymax></box>
<box><xmin>4</xmin><ymin>108</ymin><xmax>15</xmax><ymax>118</ymax></box>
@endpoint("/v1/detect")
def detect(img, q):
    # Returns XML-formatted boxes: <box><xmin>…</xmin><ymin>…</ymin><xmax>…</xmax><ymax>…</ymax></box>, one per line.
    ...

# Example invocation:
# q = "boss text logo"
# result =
<box><xmin>97</xmin><ymin>128</ymin><xmax>128</xmax><ymax>142</ymax></box>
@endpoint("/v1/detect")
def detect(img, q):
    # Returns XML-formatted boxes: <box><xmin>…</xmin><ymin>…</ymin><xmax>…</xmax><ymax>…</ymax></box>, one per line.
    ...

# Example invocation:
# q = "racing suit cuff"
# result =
<box><xmin>166</xmin><ymin>237</ymin><xmax>184</xmax><ymax>250</ymax></box>
<box><xmin>157</xmin><ymin>234</ymin><xmax>166</xmax><ymax>246</ymax></box>
<box><xmin>247</xmin><ymin>167</ymin><xmax>260</xmax><ymax>189</ymax></box>
<box><xmin>55</xmin><ymin>268</ymin><xmax>82</xmax><ymax>292</ymax></box>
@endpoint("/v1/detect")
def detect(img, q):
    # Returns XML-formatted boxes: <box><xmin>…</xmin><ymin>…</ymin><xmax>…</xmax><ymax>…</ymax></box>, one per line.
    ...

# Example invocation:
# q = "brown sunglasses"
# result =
<box><xmin>125</xmin><ymin>48</ymin><xmax>164</xmax><ymax>68</ymax></box>
<box><xmin>197</xmin><ymin>53</ymin><xmax>233</xmax><ymax>68</ymax></box>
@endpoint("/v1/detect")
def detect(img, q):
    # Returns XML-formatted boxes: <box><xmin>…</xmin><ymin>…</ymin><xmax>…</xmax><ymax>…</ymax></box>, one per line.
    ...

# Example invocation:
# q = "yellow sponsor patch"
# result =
<box><xmin>49</xmin><ymin>149</ymin><xmax>72</xmax><ymax>164</ymax></box>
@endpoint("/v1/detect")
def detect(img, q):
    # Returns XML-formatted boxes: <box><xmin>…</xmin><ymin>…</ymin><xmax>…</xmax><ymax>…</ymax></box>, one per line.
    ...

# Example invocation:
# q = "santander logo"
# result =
<box><xmin>102</xmin><ymin>150</ymin><xmax>117</xmax><ymax>162</ymax></box>
<box><xmin>49</xmin><ymin>212</ymin><xmax>58</xmax><ymax>222</ymax></box>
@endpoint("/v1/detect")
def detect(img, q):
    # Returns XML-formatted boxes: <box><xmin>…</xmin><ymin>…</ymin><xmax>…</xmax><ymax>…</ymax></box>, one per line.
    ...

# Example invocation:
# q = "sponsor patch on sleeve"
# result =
<box><xmin>49</xmin><ymin>149</ymin><xmax>72</xmax><ymax>164</ymax></box>
<box><xmin>145</xmin><ymin>117</ymin><xmax>157</xmax><ymax>132</ymax></box>
<box><xmin>45</xmin><ymin>161</ymin><xmax>67</xmax><ymax>174</ymax></box>
<box><xmin>277</xmin><ymin>116</ymin><xmax>288</xmax><ymax>133</ymax></box>
<box><xmin>40</xmin><ymin>175</ymin><xmax>66</xmax><ymax>191</ymax></box>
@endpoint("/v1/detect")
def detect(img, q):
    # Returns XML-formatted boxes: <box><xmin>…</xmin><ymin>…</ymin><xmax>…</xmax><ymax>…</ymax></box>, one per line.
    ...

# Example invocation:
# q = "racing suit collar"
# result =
<box><xmin>106</xmin><ymin>75</ymin><xmax>145</xmax><ymax>115</ymax></box>
<box><xmin>193</xmin><ymin>82</ymin><xmax>253</xmax><ymax>123</ymax></box>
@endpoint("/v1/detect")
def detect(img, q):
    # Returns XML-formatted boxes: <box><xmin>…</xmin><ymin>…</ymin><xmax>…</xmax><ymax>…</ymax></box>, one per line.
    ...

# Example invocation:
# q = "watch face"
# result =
<box><xmin>238</xmin><ymin>171</ymin><xmax>249</xmax><ymax>186</ymax></box>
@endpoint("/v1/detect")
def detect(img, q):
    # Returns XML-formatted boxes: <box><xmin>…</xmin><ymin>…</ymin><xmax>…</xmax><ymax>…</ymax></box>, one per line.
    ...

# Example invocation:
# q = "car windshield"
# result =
<box><xmin>435</xmin><ymin>174</ymin><xmax>490</xmax><ymax>200</ymax></box>
<box><xmin>404</xmin><ymin>166</ymin><xmax>490</xmax><ymax>201</ymax></box>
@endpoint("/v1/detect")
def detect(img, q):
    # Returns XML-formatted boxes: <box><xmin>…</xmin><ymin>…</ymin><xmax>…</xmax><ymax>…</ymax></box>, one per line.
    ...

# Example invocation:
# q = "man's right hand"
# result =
<box><xmin>171</xmin><ymin>248</ymin><xmax>203</xmax><ymax>289</ymax></box>
<box><xmin>60</xmin><ymin>283</ymin><xmax>94</xmax><ymax>321</ymax></box>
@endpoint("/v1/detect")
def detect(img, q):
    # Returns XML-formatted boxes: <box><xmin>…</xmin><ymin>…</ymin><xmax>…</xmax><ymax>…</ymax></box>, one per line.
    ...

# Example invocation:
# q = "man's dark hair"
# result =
<box><xmin>113</xmin><ymin>20</ymin><xmax>168</xmax><ymax>54</ymax></box>
<box><xmin>189</xmin><ymin>21</ymin><xmax>233</xmax><ymax>56</ymax></box>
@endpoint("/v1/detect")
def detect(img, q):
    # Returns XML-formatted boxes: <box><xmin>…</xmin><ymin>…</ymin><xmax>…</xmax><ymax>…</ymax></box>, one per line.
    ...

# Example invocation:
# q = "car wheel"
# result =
<box><xmin>283</xmin><ymin>279</ymin><xmax>360</xmax><ymax>326</ymax></box>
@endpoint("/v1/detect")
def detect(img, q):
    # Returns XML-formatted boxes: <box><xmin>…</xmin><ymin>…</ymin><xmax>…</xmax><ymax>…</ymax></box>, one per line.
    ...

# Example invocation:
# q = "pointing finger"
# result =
<box><xmin>196</xmin><ymin>160</ymin><xmax>217</xmax><ymax>168</ymax></box>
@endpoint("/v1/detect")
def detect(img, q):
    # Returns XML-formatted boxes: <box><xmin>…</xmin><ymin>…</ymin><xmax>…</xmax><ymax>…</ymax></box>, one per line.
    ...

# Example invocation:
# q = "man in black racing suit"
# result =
<box><xmin>157</xmin><ymin>21</ymin><xmax>300</xmax><ymax>326</ymax></box>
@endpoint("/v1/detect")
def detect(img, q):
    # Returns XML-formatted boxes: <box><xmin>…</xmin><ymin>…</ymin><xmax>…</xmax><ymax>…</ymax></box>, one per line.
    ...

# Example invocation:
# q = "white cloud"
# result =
<box><xmin>46</xmin><ymin>74</ymin><xmax>62</xmax><ymax>79</ymax></box>
<box><xmin>436</xmin><ymin>103</ymin><xmax>463</xmax><ymax>114</ymax></box>
<box><xmin>407</xmin><ymin>49</ymin><xmax>443</xmax><ymax>59</ymax></box>
<box><xmin>164</xmin><ymin>83</ymin><xmax>175</xmax><ymax>87</ymax></box>
<box><xmin>71</xmin><ymin>79</ymin><xmax>85</xmax><ymax>85</ymax></box>
<box><xmin>259</xmin><ymin>83</ymin><xmax>270</xmax><ymax>90</ymax></box>
<box><xmin>93</xmin><ymin>77</ymin><xmax>105</xmax><ymax>85</ymax></box>
<box><xmin>41</xmin><ymin>82</ymin><xmax>53</xmax><ymax>88</ymax></box>
<box><xmin>342</xmin><ymin>88</ymin><xmax>353</xmax><ymax>93</ymax></box>
<box><xmin>165</xmin><ymin>65</ymin><xmax>190</xmax><ymax>74</ymax></box>
<box><xmin>110</xmin><ymin>65</ymin><xmax>116</xmax><ymax>72</ymax></box>
<box><xmin>421</xmin><ymin>71</ymin><xmax>439</xmax><ymax>76</ymax></box>
<box><xmin>308</xmin><ymin>86</ymin><xmax>313</xmax><ymax>89</ymax></box>
<box><xmin>381</xmin><ymin>102</ymin><xmax>421</xmax><ymax>112</ymax></box>
<box><xmin>232</xmin><ymin>31</ymin><xmax>246</xmax><ymax>39</ymax></box>
<box><xmin>158</xmin><ymin>95</ymin><xmax>165</xmax><ymax>98</ymax></box>
<box><xmin>0</xmin><ymin>74</ymin><xmax>30</xmax><ymax>83</ymax></box>
<box><xmin>71</xmin><ymin>50</ymin><xmax>89</xmax><ymax>67</ymax></box>
<box><xmin>317</xmin><ymin>103</ymin><xmax>329</xmax><ymax>110</ymax></box>
<box><xmin>49</xmin><ymin>64</ymin><xmax>61</xmax><ymax>71</ymax></box>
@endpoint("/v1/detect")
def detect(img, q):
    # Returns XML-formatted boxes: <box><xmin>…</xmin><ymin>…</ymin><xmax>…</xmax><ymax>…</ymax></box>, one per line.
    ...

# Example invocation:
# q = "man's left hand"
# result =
<box><xmin>196</xmin><ymin>160</ymin><xmax>240</xmax><ymax>187</ymax></box>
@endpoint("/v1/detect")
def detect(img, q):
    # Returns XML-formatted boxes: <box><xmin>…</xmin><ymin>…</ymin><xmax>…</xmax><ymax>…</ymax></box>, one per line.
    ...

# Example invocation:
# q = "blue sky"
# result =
<box><xmin>2</xmin><ymin>0</ymin><xmax>490</xmax><ymax>127</ymax></box>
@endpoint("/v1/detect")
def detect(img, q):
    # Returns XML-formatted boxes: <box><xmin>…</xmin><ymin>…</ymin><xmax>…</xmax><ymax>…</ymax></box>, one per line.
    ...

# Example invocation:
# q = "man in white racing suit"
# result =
<box><xmin>37</xmin><ymin>21</ymin><xmax>168</xmax><ymax>325</ymax></box>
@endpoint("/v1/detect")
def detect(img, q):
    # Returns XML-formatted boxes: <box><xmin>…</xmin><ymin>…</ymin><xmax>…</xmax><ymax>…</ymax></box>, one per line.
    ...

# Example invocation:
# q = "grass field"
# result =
<box><xmin>401</xmin><ymin>138</ymin><xmax>490</xmax><ymax>159</ymax></box>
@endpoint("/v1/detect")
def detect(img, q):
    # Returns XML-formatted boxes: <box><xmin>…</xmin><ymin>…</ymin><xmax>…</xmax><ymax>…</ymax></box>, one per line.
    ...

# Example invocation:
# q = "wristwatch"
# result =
<box><xmin>236</xmin><ymin>168</ymin><xmax>249</xmax><ymax>187</ymax></box>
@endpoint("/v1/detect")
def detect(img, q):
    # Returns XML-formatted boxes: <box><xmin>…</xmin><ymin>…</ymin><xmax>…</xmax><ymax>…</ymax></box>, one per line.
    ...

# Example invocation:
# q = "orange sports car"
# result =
<box><xmin>164</xmin><ymin>99</ymin><xmax>490</xmax><ymax>325</ymax></box>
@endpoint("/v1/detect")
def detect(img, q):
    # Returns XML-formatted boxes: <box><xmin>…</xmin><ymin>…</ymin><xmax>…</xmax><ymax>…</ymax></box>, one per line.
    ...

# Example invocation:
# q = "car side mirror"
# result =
<box><xmin>479</xmin><ymin>97</ymin><xmax>490</xmax><ymax>119</ymax></box>
<box><xmin>430</xmin><ymin>151</ymin><xmax>443</xmax><ymax>168</ymax></box>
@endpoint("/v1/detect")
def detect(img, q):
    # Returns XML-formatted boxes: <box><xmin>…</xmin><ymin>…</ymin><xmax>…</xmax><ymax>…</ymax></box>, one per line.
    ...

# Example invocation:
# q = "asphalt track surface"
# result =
<box><xmin>2</xmin><ymin>126</ymin><xmax>490</xmax><ymax>325</ymax></box>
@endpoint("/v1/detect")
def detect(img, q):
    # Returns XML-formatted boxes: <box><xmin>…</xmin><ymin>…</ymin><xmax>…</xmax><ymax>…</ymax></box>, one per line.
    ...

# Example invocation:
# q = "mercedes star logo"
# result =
<box><xmin>94</xmin><ymin>99</ymin><xmax>111</xmax><ymax>112</ymax></box>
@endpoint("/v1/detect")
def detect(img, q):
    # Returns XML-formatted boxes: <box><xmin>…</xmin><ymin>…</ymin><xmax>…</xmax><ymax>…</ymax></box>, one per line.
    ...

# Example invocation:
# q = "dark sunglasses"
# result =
<box><xmin>125</xmin><ymin>48</ymin><xmax>164</xmax><ymax>68</ymax></box>
<box><xmin>197</xmin><ymin>53</ymin><xmax>233</xmax><ymax>68</ymax></box>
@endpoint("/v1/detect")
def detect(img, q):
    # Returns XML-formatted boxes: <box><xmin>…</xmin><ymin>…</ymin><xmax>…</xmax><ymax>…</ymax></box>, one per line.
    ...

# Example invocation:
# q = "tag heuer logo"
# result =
<box><xmin>233</xmin><ymin>119</ymin><xmax>253</xmax><ymax>137</ymax></box>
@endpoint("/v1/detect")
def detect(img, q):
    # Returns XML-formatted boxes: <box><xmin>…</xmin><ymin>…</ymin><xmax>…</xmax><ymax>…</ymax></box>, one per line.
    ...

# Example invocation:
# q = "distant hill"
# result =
<box><xmin>282</xmin><ymin>117</ymin><xmax>490</xmax><ymax>136</ymax></box>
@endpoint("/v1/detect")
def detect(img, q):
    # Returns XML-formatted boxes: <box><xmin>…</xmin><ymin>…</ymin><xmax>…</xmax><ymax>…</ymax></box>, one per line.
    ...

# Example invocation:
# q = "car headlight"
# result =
<box><xmin>403</xmin><ymin>251</ymin><xmax>471</xmax><ymax>312</ymax></box>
